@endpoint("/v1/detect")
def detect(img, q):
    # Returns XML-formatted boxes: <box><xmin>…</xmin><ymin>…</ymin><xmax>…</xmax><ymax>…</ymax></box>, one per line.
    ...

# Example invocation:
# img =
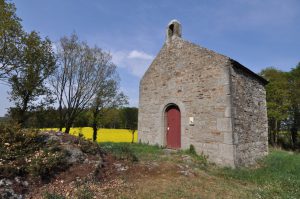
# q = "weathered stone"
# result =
<box><xmin>113</xmin><ymin>163</ymin><xmax>129</xmax><ymax>171</ymax></box>
<box><xmin>61</xmin><ymin>144</ymin><xmax>85</xmax><ymax>164</ymax></box>
<box><xmin>0</xmin><ymin>179</ymin><xmax>23</xmax><ymax>199</ymax></box>
<box><xmin>138</xmin><ymin>20</ymin><xmax>268</xmax><ymax>167</ymax></box>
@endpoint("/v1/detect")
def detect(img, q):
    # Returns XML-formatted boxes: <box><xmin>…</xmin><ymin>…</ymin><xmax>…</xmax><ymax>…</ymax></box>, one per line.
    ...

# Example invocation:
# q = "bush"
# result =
<box><xmin>0</xmin><ymin>123</ymin><xmax>45</xmax><ymax>178</ymax></box>
<box><xmin>27</xmin><ymin>149</ymin><xmax>70</xmax><ymax>181</ymax></box>
<box><xmin>181</xmin><ymin>145</ymin><xmax>208</xmax><ymax>167</ymax></box>
<box><xmin>0</xmin><ymin>123</ymin><xmax>45</xmax><ymax>160</ymax></box>
<box><xmin>189</xmin><ymin>144</ymin><xmax>196</xmax><ymax>155</ymax></box>
<box><xmin>0</xmin><ymin>123</ymin><xmax>70</xmax><ymax>181</ymax></box>
<box><xmin>43</xmin><ymin>192</ymin><xmax>66</xmax><ymax>199</ymax></box>
<box><xmin>79</xmin><ymin>138</ymin><xmax>102</xmax><ymax>155</ymax></box>
<box><xmin>75</xmin><ymin>185</ymin><xmax>94</xmax><ymax>199</ymax></box>
<box><xmin>101</xmin><ymin>143</ymin><xmax>138</xmax><ymax>162</ymax></box>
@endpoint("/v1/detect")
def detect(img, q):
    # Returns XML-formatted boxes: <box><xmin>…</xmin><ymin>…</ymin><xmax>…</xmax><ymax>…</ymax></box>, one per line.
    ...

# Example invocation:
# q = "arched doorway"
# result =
<box><xmin>165</xmin><ymin>104</ymin><xmax>181</xmax><ymax>149</ymax></box>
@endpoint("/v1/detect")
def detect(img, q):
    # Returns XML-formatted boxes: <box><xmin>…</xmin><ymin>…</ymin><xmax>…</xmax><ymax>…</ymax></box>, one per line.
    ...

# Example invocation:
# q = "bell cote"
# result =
<box><xmin>166</xmin><ymin>19</ymin><xmax>182</xmax><ymax>41</ymax></box>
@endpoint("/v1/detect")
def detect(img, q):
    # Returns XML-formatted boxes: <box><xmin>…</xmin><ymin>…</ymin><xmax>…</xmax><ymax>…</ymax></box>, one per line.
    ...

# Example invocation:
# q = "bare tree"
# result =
<box><xmin>51</xmin><ymin>33</ymin><xmax>112</xmax><ymax>134</ymax></box>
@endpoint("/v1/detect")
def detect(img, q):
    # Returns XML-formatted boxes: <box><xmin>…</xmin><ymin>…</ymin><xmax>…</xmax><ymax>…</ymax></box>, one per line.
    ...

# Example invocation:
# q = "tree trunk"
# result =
<box><xmin>65</xmin><ymin>118</ymin><xmax>73</xmax><ymax>134</ymax></box>
<box><xmin>291</xmin><ymin>109</ymin><xmax>299</xmax><ymax>149</ymax></box>
<box><xmin>291</xmin><ymin>127</ymin><xmax>297</xmax><ymax>149</ymax></box>
<box><xmin>58</xmin><ymin>104</ymin><xmax>63</xmax><ymax>131</ymax></box>
<box><xmin>274</xmin><ymin>119</ymin><xmax>278</xmax><ymax>145</ymax></box>
<box><xmin>131</xmin><ymin>130</ymin><xmax>135</xmax><ymax>143</ymax></box>
<box><xmin>93</xmin><ymin>125</ymin><xmax>97</xmax><ymax>142</ymax></box>
<box><xmin>92</xmin><ymin>108</ymin><xmax>99</xmax><ymax>142</ymax></box>
<box><xmin>65</xmin><ymin>125</ymin><xmax>71</xmax><ymax>134</ymax></box>
<box><xmin>18</xmin><ymin>97</ymin><xmax>29</xmax><ymax>127</ymax></box>
<box><xmin>268</xmin><ymin>120</ymin><xmax>274</xmax><ymax>146</ymax></box>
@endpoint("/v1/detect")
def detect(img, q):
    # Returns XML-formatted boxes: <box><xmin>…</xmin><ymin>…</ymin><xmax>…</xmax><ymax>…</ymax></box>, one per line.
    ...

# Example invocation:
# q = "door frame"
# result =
<box><xmin>164</xmin><ymin>103</ymin><xmax>181</xmax><ymax>148</ymax></box>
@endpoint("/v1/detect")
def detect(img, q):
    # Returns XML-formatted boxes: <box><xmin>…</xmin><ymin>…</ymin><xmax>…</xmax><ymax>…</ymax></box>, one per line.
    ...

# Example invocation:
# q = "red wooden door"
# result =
<box><xmin>166</xmin><ymin>106</ymin><xmax>181</xmax><ymax>149</ymax></box>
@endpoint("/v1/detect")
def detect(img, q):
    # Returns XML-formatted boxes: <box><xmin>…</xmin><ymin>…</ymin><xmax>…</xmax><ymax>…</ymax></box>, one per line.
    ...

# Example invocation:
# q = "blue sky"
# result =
<box><xmin>1</xmin><ymin>0</ymin><xmax>300</xmax><ymax>116</ymax></box>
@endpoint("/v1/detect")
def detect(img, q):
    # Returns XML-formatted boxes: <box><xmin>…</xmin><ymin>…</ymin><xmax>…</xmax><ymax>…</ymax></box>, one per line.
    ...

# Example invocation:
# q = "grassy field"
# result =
<box><xmin>216</xmin><ymin>149</ymin><xmax>300</xmax><ymax>198</ymax></box>
<box><xmin>97</xmin><ymin>143</ymin><xmax>300</xmax><ymax>199</ymax></box>
<box><xmin>36</xmin><ymin>129</ymin><xmax>300</xmax><ymax>198</ymax></box>
<box><xmin>43</xmin><ymin>127</ymin><xmax>138</xmax><ymax>143</ymax></box>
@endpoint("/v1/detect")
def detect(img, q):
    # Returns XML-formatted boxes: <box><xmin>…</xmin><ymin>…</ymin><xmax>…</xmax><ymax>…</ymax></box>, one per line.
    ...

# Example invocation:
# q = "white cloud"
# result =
<box><xmin>112</xmin><ymin>50</ymin><xmax>154</xmax><ymax>78</ymax></box>
<box><xmin>128</xmin><ymin>50</ymin><xmax>154</xmax><ymax>60</ymax></box>
<box><xmin>111</xmin><ymin>51</ymin><xmax>127</xmax><ymax>66</ymax></box>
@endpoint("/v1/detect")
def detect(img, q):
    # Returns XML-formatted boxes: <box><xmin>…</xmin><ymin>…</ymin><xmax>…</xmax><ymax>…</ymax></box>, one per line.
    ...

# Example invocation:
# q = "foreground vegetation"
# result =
<box><xmin>217</xmin><ymin>149</ymin><xmax>300</xmax><ymax>198</ymax></box>
<box><xmin>1</xmin><ymin>1</ymin><xmax>299</xmax><ymax>197</ymax></box>
<box><xmin>0</xmin><ymin>125</ymin><xmax>101</xmax><ymax>180</ymax></box>
<box><xmin>1</xmin><ymin>123</ymin><xmax>300</xmax><ymax>198</ymax></box>
<box><xmin>99</xmin><ymin>143</ymin><xmax>300</xmax><ymax>199</ymax></box>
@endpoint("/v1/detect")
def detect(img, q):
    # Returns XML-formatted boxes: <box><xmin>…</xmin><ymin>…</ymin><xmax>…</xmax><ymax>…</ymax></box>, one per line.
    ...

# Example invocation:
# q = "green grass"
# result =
<box><xmin>100</xmin><ymin>143</ymin><xmax>300</xmax><ymax>198</ymax></box>
<box><xmin>43</xmin><ymin>192</ymin><xmax>66</xmax><ymax>199</ymax></box>
<box><xmin>100</xmin><ymin>142</ymin><xmax>206</xmax><ymax>162</ymax></box>
<box><xmin>216</xmin><ymin>149</ymin><xmax>300</xmax><ymax>198</ymax></box>
<box><xmin>100</xmin><ymin>142</ymin><xmax>164</xmax><ymax>161</ymax></box>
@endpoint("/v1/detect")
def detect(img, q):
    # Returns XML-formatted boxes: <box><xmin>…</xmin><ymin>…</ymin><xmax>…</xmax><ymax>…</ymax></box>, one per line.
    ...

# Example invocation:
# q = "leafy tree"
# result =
<box><xmin>120</xmin><ymin>107</ymin><xmax>138</xmax><ymax>143</ymax></box>
<box><xmin>100</xmin><ymin>108</ymin><xmax>122</xmax><ymax>129</ymax></box>
<box><xmin>260</xmin><ymin>67</ymin><xmax>290</xmax><ymax>145</ymax></box>
<box><xmin>73</xmin><ymin>110</ymin><xmax>91</xmax><ymax>127</ymax></box>
<box><xmin>23</xmin><ymin>106</ymin><xmax>59</xmax><ymax>128</ymax></box>
<box><xmin>8</xmin><ymin>31</ymin><xmax>56</xmax><ymax>126</ymax></box>
<box><xmin>0</xmin><ymin>0</ymin><xmax>23</xmax><ymax>81</ymax></box>
<box><xmin>288</xmin><ymin>63</ymin><xmax>300</xmax><ymax>148</ymax></box>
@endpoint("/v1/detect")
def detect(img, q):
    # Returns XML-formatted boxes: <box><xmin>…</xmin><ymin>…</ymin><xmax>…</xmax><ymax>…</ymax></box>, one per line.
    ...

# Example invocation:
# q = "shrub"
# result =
<box><xmin>75</xmin><ymin>185</ymin><xmax>94</xmax><ymax>199</ymax></box>
<box><xmin>43</xmin><ymin>192</ymin><xmax>66</xmax><ymax>199</ymax></box>
<box><xmin>79</xmin><ymin>138</ymin><xmax>102</xmax><ymax>155</ymax></box>
<box><xmin>101</xmin><ymin>143</ymin><xmax>138</xmax><ymax>162</ymax></box>
<box><xmin>0</xmin><ymin>122</ymin><xmax>71</xmax><ymax>181</ymax></box>
<box><xmin>189</xmin><ymin>144</ymin><xmax>196</xmax><ymax>155</ymax></box>
<box><xmin>27</xmin><ymin>149</ymin><xmax>70</xmax><ymax>181</ymax></box>
<box><xmin>181</xmin><ymin>145</ymin><xmax>208</xmax><ymax>167</ymax></box>
<box><xmin>0</xmin><ymin>123</ymin><xmax>45</xmax><ymax>178</ymax></box>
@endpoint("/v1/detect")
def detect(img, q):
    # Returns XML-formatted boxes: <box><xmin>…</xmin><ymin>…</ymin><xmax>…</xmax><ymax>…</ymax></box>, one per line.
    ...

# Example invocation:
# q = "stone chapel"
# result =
<box><xmin>138</xmin><ymin>20</ymin><xmax>268</xmax><ymax>167</ymax></box>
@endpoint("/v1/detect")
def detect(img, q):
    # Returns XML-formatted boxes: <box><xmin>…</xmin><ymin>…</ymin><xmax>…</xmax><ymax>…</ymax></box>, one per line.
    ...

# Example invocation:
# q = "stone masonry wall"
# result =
<box><xmin>139</xmin><ymin>37</ymin><xmax>236</xmax><ymax>167</ymax></box>
<box><xmin>230</xmin><ymin>63</ymin><xmax>268</xmax><ymax>166</ymax></box>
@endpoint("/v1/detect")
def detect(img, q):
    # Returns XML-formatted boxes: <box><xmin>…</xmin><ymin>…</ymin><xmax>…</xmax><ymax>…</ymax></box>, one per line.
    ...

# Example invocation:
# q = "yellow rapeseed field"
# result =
<box><xmin>43</xmin><ymin>127</ymin><xmax>138</xmax><ymax>143</ymax></box>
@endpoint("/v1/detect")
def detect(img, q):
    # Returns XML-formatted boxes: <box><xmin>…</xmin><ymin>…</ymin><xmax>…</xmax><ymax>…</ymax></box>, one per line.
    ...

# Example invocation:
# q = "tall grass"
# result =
<box><xmin>218</xmin><ymin>149</ymin><xmax>300</xmax><ymax>198</ymax></box>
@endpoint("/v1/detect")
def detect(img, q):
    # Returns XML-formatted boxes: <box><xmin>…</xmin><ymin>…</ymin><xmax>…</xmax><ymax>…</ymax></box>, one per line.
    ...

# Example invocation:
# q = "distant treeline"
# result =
<box><xmin>6</xmin><ymin>107</ymin><xmax>138</xmax><ymax>130</ymax></box>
